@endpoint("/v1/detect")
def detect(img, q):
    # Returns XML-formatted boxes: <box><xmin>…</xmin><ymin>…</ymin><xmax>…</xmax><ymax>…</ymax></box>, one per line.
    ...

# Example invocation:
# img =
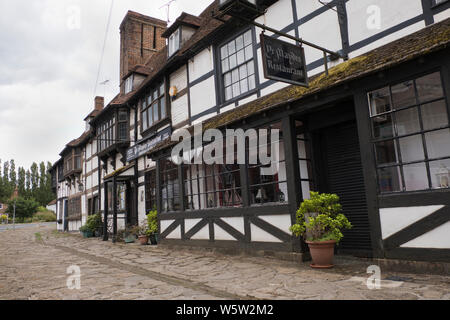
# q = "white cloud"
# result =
<box><xmin>0</xmin><ymin>0</ymin><xmax>214</xmax><ymax>169</ymax></box>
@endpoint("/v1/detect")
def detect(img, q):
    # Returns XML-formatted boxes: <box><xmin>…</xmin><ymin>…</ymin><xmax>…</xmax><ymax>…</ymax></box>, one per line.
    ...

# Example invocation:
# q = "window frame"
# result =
<box><xmin>168</xmin><ymin>27</ymin><xmax>181</xmax><ymax>58</ymax></box>
<box><xmin>368</xmin><ymin>69</ymin><xmax>450</xmax><ymax>194</ymax></box>
<box><xmin>216</xmin><ymin>27</ymin><xmax>260</xmax><ymax>106</ymax></box>
<box><xmin>97</xmin><ymin>108</ymin><xmax>129</xmax><ymax>154</ymax></box>
<box><xmin>141</xmin><ymin>80</ymin><xmax>168</xmax><ymax>135</ymax></box>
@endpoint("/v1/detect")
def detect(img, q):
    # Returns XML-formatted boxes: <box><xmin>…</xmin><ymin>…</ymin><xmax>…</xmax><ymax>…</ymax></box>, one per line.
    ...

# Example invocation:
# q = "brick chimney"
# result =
<box><xmin>119</xmin><ymin>11</ymin><xmax>167</xmax><ymax>82</ymax></box>
<box><xmin>95</xmin><ymin>96</ymin><xmax>104</xmax><ymax>111</ymax></box>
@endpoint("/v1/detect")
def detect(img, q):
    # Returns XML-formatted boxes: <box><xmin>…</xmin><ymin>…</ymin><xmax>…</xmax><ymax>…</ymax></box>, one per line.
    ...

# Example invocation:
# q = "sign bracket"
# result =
<box><xmin>213</xmin><ymin>10</ymin><xmax>346</xmax><ymax>75</ymax></box>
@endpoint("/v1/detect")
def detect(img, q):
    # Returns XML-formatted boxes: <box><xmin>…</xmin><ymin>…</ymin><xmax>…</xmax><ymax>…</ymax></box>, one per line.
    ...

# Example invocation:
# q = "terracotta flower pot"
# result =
<box><xmin>138</xmin><ymin>235</ymin><xmax>148</xmax><ymax>245</ymax></box>
<box><xmin>306</xmin><ymin>240</ymin><xmax>336</xmax><ymax>269</ymax></box>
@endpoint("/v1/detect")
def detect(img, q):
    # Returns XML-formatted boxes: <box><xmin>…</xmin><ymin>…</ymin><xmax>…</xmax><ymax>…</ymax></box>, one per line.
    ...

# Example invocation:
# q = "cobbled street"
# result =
<box><xmin>0</xmin><ymin>224</ymin><xmax>449</xmax><ymax>300</ymax></box>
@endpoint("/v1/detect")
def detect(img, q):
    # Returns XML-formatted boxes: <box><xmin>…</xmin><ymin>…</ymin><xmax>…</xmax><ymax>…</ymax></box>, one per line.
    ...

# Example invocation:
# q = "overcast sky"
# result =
<box><xmin>0</xmin><ymin>0</ymin><xmax>214</xmax><ymax>170</ymax></box>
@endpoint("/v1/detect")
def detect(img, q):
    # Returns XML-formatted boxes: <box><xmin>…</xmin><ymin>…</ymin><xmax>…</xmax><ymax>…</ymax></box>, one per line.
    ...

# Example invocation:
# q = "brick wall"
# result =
<box><xmin>120</xmin><ymin>13</ymin><xmax>167</xmax><ymax>87</ymax></box>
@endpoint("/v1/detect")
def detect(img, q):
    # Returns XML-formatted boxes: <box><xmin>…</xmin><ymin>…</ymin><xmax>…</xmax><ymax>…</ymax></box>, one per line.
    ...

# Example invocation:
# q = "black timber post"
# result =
<box><xmin>178</xmin><ymin>164</ymin><xmax>186</xmax><ymax>240</ymax></box>
<box><xmin>112</xmin><ymin>176</ymin><xmax>118</xmax><ymax>243</ymax></box>
<box><xmin>353</xmin><ymin>91</ymin><xmax>384</xmax><ymax>258</ymax></box>
<box><xmin>282</xmin><ymin>115</ymin><xmax>303</xmax><ymax>253</ymax></box>
<box><xmin>103</xmin><ymin>181</ymin><xmax>109</xmax><ymax>241</ymax></box>
<box><xmin>155</xmin><ymin>158</ymin><xmax>162</xmax><ymax>236</ymax></box>
<box><xmin>239</xmin><ymin>164</ymin><xmax>251</xmax><ymax>243</ymax></box>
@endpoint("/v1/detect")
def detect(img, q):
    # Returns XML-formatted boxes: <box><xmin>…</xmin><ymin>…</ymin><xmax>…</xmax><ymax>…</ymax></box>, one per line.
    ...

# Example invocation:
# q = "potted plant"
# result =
<box><xmin>130</xmin><ymin>222</ymin><xmax>149</xmax><ymax>245</ymax></box>
<box><xmin>87</xmin><ymin>213</ymin><xmax>103</xmax><ymax>237</ymax></box>
<box><xmin>147</xmin><ymin>208</ymin><xmax>159</xmax><ymax>245</ymax></box>
<box><xmin>290</xmin><ymin>192</ymin><xmax>352</xmax><ymax>269</ymax></box>
<box><xmin>123</xmin><ymin>226</ymin><xmax>137</xmax><ymax>243</ymax></box>
<box><xmin>79</xmin><ymin>225</ymin><xmax>94</xmax><ymax>238</ymax></box>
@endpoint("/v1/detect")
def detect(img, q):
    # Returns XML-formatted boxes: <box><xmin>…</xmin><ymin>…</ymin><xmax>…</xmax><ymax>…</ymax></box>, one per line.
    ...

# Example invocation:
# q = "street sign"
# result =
<box><xmin>260</xmin><ymin>34</ymin><xmax>308</xmax><ymax>87</ymax></box>
<box><xmin>126</xmin><ymin>127</ymin><xmax>172</xmax><ymax>162</ymax></box>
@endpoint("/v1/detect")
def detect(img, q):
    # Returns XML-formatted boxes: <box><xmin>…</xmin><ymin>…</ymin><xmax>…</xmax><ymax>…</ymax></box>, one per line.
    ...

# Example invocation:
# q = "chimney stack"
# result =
<box><xmin>95</xmin><ymin>96</ymin><xmax>104</xmax><ymax>111</ymax></box>
<box><xmin>119</xmin><ymin>11</ymin><xmax>167</xmax><ymax>82</ymax></box>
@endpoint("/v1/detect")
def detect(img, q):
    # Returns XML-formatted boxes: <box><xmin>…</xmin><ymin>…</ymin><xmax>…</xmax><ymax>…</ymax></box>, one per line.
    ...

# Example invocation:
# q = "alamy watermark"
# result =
<box><xmin>171</xmin><ymin>124</ymin><xmax>280</xmax><ymax>175</ymax></box>
<box><xmin>67</xmin><ymin>265</ymin><xmax>81</xmax><ymax>290</ymax></box>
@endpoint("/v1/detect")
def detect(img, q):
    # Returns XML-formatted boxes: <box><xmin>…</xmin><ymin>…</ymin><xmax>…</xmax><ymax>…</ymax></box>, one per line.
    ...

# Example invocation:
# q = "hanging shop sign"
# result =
<box><xmin>126</xmin><ymin>127</ymin><xmax>172</xmax><ymax>162</ymax></box>
<box><xmin>260</xmin><ymin>34</ymin><xmax>308</xmax><ymax>87</ymax></box>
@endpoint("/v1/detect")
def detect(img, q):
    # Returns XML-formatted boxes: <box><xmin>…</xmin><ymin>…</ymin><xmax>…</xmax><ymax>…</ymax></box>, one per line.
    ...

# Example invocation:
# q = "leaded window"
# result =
<box><xmin>368</xmin><ymin>71</ymin><xmax>450</xmax><ymax>193</ymax></box>
<box><xmin>142</xmin><ymin>82</ymin><xmax>166</xmax><ymax>132</ymax></box>
<box><xmin>160</xmin><ymin>159</ymin><xmax>180</xmax><ymax>212</ymax></box>
<box><xmin>220</xmin><ymin>29</ymin><xmax>256</xmax><ymax>101</ymax></box>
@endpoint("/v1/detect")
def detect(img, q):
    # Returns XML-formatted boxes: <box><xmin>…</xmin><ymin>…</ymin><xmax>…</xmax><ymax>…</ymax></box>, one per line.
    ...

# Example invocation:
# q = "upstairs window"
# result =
<box><xmin>97</xmin><ymin>109</ymin><xmax>129</xmax><ymax>153</ymax></box>
<box><xmin>142</xmin><ymin>82</ymin><xmax>166</xmax><ymax>132</ymax></box>
<box><xmin>432</xmin><ymin>0</ymin><xmax>448</xmax><ymax>7</ymax></box>
<box><xmin>220</xmin><ymin>29</ymin><xmax>256</xmax><ymax>102</ymax></box>
<box><xmin>124</xmin><ymin>75</ymin><xmax>134</xmax><ymax>94</ymax></box>
<box><xmin>368</xmin><ymin>71</ymin><xmax>450</xmax><ymax>193</ymax></box>
<box><xmin>168</xmin><ymin>28</ymin><xmax>180</xmax><ymax>57</ymax></box>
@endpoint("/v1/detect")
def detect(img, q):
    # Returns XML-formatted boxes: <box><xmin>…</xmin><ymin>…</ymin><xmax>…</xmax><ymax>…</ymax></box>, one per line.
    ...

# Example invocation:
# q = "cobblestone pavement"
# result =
<box><xmin>0</xmin><ymin>225</ymin><xmax>449</xmax><ymax>300</ymax></box>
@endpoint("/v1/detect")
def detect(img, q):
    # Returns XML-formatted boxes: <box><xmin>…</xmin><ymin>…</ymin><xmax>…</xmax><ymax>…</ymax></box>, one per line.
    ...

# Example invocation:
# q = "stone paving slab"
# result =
<box><xmin>0</xmin><ymin>225</ymin><xmax>449</xmax><ymax>300</ymax></box>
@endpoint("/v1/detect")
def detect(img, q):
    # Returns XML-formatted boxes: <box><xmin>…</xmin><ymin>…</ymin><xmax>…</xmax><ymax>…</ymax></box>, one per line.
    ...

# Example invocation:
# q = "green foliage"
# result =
<box><xmin>5</xmin><ymin>197</ymin><xmax>39</xmax><ymax>222</ymax></box>
<box><xmin>1</xmin><ymin>214</ymin><xmax>8</xmax><ymax>222</ymax></box>
<box><xmin>290</xmin><ymin>192</ymin><xmax>352</xmax><ymax>243</ymax></box>
<box><xmin>81</xmin><ymin>213</ymin><xmax>103</xmax><ymax>233</ymax></box>
<box><xmin>146</xmin><ymin>208</ymin><xmax>158</xmax><ymax>235</ymax></box>
<box><xmin>32</xmin><ymin>211</ymin><xmax>57</xmax><ymax>222</ymax></box>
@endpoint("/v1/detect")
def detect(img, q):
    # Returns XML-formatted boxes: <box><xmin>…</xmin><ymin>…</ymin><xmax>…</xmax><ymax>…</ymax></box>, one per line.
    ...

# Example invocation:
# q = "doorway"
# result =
<box><xmin>310</xmin><ymin>112</ymin><xmax>372</xmax><ymax>256</ymax></box>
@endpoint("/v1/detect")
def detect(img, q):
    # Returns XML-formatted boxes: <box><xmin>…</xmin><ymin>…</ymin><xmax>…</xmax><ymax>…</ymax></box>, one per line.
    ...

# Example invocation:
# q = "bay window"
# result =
<box><xmin>368</xmin><ymin>71</ymin><xmax>450</xmax><ymax>193</ymax></box>
<box><xmin>142</xmin><ymin>82</ymin><xmax>166</xmax><ymax>132</ymax></box>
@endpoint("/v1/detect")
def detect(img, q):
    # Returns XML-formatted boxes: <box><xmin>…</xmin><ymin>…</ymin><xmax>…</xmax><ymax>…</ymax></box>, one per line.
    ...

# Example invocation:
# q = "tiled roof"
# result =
<box><xmin>162</xmin><ymin>12</ymin><xmax>203</xmax><ymax>38</ymax></box>
<box><xmin>147</xmin><ymin>17</ymin><xmax>450</xmax><ymax>156</ymax></box>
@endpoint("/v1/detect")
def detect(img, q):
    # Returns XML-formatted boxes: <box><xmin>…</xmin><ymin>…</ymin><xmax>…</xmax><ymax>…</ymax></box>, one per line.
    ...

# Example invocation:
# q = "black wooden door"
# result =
<box><xmin>317</xmin><ymin>121</ymin><xmax>372</xmax><ymax>256</ymax></box>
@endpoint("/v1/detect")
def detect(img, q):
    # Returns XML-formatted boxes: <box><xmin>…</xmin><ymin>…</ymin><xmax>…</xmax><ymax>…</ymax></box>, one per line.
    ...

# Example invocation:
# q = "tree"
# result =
<box><xmin>18</xmin><ymin>167</ymin><xmax>26</xmax><ymax>197</ymax></box>
<box><xmin>30</xmin><ymin>162</ymin><xmax>39</xmax><ymax>193</ymax></box>
<box><xmin>9</xmin><ymin>159</ymin><xmax>16</xmax><ymax>187</ymax></box>
<box><xmin>25</xmin><ymin>170</ymin><xmax>31</xmax><ymax>198</ymax></box>
<box><xmin>6</xmin><ymin>197</ymin><xmax>39</xmax><ymax>222</ymax></box>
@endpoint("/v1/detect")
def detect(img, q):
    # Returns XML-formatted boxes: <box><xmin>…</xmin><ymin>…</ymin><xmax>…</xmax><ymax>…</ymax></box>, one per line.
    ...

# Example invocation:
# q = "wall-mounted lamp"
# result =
<box><xmin>169</xmin><ymin>86</ymin><xmax>178</xmax><ymax>99</ymax></box>
<box><xmin>78</xmin><ymin>181</ymin><xmax>84</xmax><ymax>192</ymax></box>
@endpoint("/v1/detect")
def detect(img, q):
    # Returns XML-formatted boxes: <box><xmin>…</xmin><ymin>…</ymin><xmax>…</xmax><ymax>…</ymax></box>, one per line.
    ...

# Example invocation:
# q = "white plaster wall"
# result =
<box><xmin>188</xmin><ymin>47</ymin><xmax>214</xmax><ymax>83</ymax></box>
<box><xmin>170</xmin><ymin>64</ymin><xmax>188</xmax><ymax>90</ymax></box>
<box><xmin>434</xmin><ymin>8</ymin><xmax>450</xmax><ymax>23</ymax></box>
<box><xmin>401</xmin><ymin>221</ymin><xmax>450</xmax><ymax>249</ymax></box>
<box><xmin>251</xmin><ymin>223</ymin><xmax>283</xmax><ymax>243</ymax></box>
<box><xmin>190</xmin><ymin>77</ymin><xmax>216</xmax><ymax>117</ymax></box>
<box><xmin>347</xmin><ymin>0</ymin><xmax>422</xmax><ymax>44</ymax></box>
<box><xmin>259</xmin><ymin>215</ymin><xmax>292</xmax><ymax>235</ymax></box>
<box><xmin>138</xmin><ymin>185</ymin><xmax>146</xmax><ymax>221</ymax></box>
<box><xmin>379</xmin><ymin>205</ymin><xmax>445</xmax><ymax>239</ymax></box>
<box><xmin>171</xmin><ymin>95</ymin><xmax>189</xmax><ymax>126</ymax></box>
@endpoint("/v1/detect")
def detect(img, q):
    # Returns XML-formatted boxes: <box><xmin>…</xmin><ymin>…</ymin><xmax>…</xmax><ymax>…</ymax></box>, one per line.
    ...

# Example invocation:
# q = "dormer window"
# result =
<box><xmin>124</xmin><ymin>75</ymin><xmax>134</xmax><ymax>94</ymax></box>
<box><xmin>168</xmin><ymin>28</ymin><xmax>180</xmax><ymax>57</ymax></box>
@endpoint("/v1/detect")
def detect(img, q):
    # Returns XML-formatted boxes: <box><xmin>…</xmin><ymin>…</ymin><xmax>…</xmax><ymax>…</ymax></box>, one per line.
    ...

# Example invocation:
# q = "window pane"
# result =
<box><xmin>391</xmin><ymin>81</ymin><xmax>416</xmax><ymax>108</ymax></box>
<box><xmin>429</xmin><ymin>159</ymin><xmax>450</xmax><ymax>189</ymax></box>
<box><xmin>247</xmin><ymin>61</ymin><xmax>255</xmax><ymax>75</ymax></box>
<box><xmin>231</xmin><ymin>68</ymin><xmax>239</xmax><ymax>84</ymax></box>
<box><xmin>403</xmin><ymin>162</ymin><xmax>429</xmax><ymax>191</ymax></box>
<box><xmin>368</xmin><ymin>87</ymin><xmax>391</xmax><ymax>116</ymax></box>
<box><xmin>222</xmin><ymin>58</ymin><xmax>229</xmax><ymax>73</ymax></box>
<box><xmin>232</xmin><ymin>82</ymin><xmax>240</xmax><ymax>98</ymax></box>
<box><xmin>399</xmin><ymin>134</ymin><xmax>425</xmax><ymax>162</ymax></box>
<box><xmin>142</xmin><ymin>110</ymin><xmax>148</xmax><ymax>130</ymax></box>
<box><xmin>396</xmin><ymin>107</ymin><xmax>420</xmax><ymax>136</ymax></box>
<box><xmin>378</xmin><ymin>166</ymin><xmax>403</xmax><ymax>192</ymax></box>
<box><xmin>228</xmin><ymin>40</ymin><xmax>236</xmax><ymax>55</ymax></box>
<box><xmin>244</xmin><ymin>30</ymin><xmax>252</xmax><ymax>46</ymax></box>
<box><xmin>245</xmin><ymin>45</ymin><xmax>253</xmax><ymax>61</ymax></box>
<box><xmin>229</xmin><ymin>53</ymin><xmax>237</xmax><ymax>69</ymax></box>
<box><xmin>372</xmin><ymin>113</ymin><xmax>394</xmax><ymax>139</ymax></box>
<box><xmin>416</xmin><ymin>72</ymin><xmax>444</xmax><ymax>103</ymax></box>
<box><xmin>224</xmin><ymin>73</ymin><xmax>232</xmax><ymax>86</ymax></box>
<box><xmin>221</xmin><ymin>44</ymin><xmax>228</xmax><ymax>58</ymax></box>
<box><xmin>148</xmin><ymin>105</ymin><xmax>153</xmax><ymax>126</ymax></box>
<box><xmin>236</xmin><ymin>35</ymin><xmax>244</xmax><ymax>50</ymax></box>
<box><xmin>160</xmin><ymin>97</ymin><xmax>166</xmax><ymax>119</ymax></box>
<box><xmin>248</xmin><ymin>75</ymin><xmax>256</xmax><ymax>90</ymax></box>
<box><xmin>375</xmin><ymin>140</ymin><xmax>398</xmax><ymax>165</ymax></box>
<box><xmin>160</xmin><ymin>83</ymin><xmax>165</xmax><ymax>96</ymax></box>
<box><xmin>239</xmin><ymin>64</ymin><xmax>248</xmax><ymax>80</ymax></box>
<box><xmin>237</xmin><ymin>49</ymin><xmax>245</xmax><ymax>65</ymax></box>
<box><xmin>421</xmin><ymin>100</ymin><xmax>449</xmax><ymax>130</ymax></box>
<box><xmin>225</xmin><ymin>86</ymin><xmax>232</xmax><ymax>101</ymax></box>
<box><xmin>426</xmin><ymin>129</ymin><xmax>450</xmax><ymax>159</ymax></box>
<box><xmin>240</xmin><ymin>79</ymin><xmax>248</xmax><ymax>93</ymax></box>
<box><xmin>153</xmin><ymin>102</ymin><xmax>159</xmax><ymax>122</ymax></box>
